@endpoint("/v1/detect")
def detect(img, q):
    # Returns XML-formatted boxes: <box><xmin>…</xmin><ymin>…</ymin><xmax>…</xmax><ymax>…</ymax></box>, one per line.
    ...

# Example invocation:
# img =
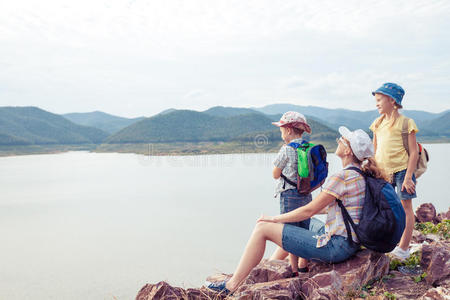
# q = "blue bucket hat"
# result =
<box><xmin>372</xmin><ymin>82</ymin><xmax>405</xmax><ymax>107</ymax></box>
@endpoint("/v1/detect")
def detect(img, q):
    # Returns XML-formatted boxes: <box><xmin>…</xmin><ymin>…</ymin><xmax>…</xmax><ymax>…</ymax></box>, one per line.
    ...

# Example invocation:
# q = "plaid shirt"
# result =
<box><xmin>272</xmin><ymin>138</ymin><xmax>305</xmax><ymax>196</ymax></box>
<box><xmin>316</xmin><ymin>164</ymin><xmax>365</xmax><ymax>247</ymax></box>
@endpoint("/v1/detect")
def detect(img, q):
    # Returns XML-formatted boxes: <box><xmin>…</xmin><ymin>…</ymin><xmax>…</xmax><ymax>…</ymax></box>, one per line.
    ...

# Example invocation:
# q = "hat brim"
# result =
<box><xmin>372</xmin><ymin>90</ymin><xmax>403</xmax><ymax>108</ymax></box>
<box><xmin>271</xmin><ymin>122</ymin><xmax>283</xmax><ymax>127</ymax></box>
<box><xmin>338</xmin><ymin>126</ymin><xmax>351</xmax><ymax>139</ymax></box>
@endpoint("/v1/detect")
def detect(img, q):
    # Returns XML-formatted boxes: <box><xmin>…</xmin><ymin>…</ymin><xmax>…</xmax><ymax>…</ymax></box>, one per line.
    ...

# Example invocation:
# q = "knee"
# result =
<box><xmin>253</xmin><ymin>221</ymin><xmax>270</xmax><ymax>237</ymax></box>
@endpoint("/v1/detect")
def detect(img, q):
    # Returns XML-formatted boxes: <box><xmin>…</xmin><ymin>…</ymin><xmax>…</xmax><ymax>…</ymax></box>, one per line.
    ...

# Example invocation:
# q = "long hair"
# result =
<box><xmin>373</xmin><ymin>103</ymin><xmax>402</xmax><ymax>130</ymax></box>
<box><xmin>361</xmin><ymin>157</ymin><xmax>389</xmax><ymax>181</ymax></box>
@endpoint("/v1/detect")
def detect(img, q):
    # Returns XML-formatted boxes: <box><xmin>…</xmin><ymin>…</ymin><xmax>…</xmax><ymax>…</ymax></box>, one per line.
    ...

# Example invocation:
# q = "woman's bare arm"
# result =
<box><xmin>259</xmin><ymin>191</ymin><xmax>335</xmax><ymax>223</ymax></box>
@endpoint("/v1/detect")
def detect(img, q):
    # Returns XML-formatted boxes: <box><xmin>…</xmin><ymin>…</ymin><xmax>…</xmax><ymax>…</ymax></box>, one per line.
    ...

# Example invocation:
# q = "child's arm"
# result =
<box><xmin>272</xmin><ymin>167</ymin><xmax>282</xmax><ymax>179</ymax></box>
<box><xmin>402</xmin><ymin>131</ymin><xmax>418</xmax><ymax>194</ymax></box>
<box><xmin>373</xmin><ymin>133</ymin><xmax>377</xmax><ymax>154</ymax></box>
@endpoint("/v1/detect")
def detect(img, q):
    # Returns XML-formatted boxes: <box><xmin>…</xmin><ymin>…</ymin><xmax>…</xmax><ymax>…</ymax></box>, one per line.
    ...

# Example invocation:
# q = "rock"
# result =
<box><xmin>136</xmin><ymin>282</ymin><xmax>185</xmax><ymax>300</ymax></box>
<box><xmin>233</xmin><ymin>277</ymin><xmax>303</xmax><ymax>300</ymax></box>
<box><xmin>436</xmin><ymin>207</ymin><xmax>450</xmax><ymax>223</ymax></box>
<box><xmin>419</xmin><ymin>286</ymin><xmax>450</xmax><ymax>300</ymax></box>
<box><xmin>242</xmin><ymin>259</ymin><xmax>292</xmax><ymax>285</ymax></box>
<box><xmin>421</xmin><ymin>241</ymin><xmax>450</xmax><ymax>286</ymax></box>
<box><xmin>135</xmin><ymin>281</ymin><xmax>222</xmax><ymax>300</ymax></box>
<box><xmin>416</xmin><ymin>203</ymin><xmax>440</xmax><ymax>224</ymax></box>
<box><xmin>205</xmin><ymin>259</ymin><xmax>292</xmax><ymax>288</ymax></box>
<box><xmin>305</xmin><ymin>249</ymin><xmax>390</xmax><ymax>292</ymax></box>
<box><xmin>383</xmin><ymin>271</ymin><xmax>431</xmax><ymax>300</ymax></box>
<box><xmin>137</xmin><ymin>250</ymin><xmax>389</xmax><ymax>300</ymax></box>
<box><xmin>425</xmin><ymin>234</ymin><xmax>443</xmax><ymax>243</ymax></box>
<box><xmin>413</xmin><ymin>229</ymin><xmax>427</xmax><ymax>243</ymax></box>
<box><xmin>441</xmin><ymin>277</ymin><xmax>450</xmax><ymax>289</ymax></box>
<box><xmin>301</xmin><ymin>270</ymin><xmax>342</xmax><ymax>299</ymax></box>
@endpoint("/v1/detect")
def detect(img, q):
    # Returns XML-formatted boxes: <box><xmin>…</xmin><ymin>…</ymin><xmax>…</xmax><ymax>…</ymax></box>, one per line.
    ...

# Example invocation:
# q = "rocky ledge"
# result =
<box><xmin>136</xmin><ymin>204</ymin><xmax>450</xmax><ymax>300</ymax></box>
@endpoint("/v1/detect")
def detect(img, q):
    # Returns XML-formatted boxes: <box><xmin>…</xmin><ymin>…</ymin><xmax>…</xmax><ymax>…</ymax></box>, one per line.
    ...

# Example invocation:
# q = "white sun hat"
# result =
<box><xmin>338</xmin><ymin>126</ymin><xmax>374</xmax><ymax>161</ymax></box>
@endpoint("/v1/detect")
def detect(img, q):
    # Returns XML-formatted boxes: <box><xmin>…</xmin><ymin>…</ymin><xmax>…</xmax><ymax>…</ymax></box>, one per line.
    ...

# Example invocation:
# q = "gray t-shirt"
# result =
<box><xmin>272</xmin><ymin>138</ymin><xmax>304</xmax><ymax>196</ymax></box>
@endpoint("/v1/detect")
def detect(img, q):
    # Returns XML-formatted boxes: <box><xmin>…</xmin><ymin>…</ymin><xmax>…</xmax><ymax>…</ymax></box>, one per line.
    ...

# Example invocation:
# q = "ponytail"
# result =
<box><xmin>362</xmin><ymin>157</ymin><xmax>389</xmax><ymax>181</ymax></box>
<box><xmin>373</xmin><ymin>103</ymin><xmax>402</xmax><ymax>130</ymax></box>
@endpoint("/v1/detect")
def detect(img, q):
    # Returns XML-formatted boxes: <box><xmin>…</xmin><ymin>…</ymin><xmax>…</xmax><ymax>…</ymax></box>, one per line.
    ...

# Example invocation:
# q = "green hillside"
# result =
<box><xmin>105</xmin><ymin>109</ymin><xmax>338</xmax><ymax>144</ymax></box>
<box><xmin>421</xmin><ymin>111</ymin><xmax>450</xmax><ymax>136</ymax></box>
<box><xmin>0</xmin><ymin>107</ymin><xmax>109</xmax><ymax>145</ymax></box>
<box><xmin>63</xmin><ymin>111</ymin><xmax>145</xmax><ymax>134</ymax></box>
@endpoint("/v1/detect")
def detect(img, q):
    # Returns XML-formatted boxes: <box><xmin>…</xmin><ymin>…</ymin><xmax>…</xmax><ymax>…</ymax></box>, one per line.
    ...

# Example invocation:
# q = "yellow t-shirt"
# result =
<box><xmin>369</xmin><ymin>115</ymin><xmax>419</xmax><ymax>175</ymax></box>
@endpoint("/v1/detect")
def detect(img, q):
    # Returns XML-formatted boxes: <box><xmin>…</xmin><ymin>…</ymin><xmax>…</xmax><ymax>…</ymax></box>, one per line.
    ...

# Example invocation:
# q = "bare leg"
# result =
<box><xmin>226</xmin><ymin>222</ymin><xmax>284</xmax><ymax>292</ymax></box>
<box><xmin>398</xmin><ymin>199</ymin><xmax>414</xmax><ymax>250</ymax></box>
<box><xmin>271</xmin><ymin>245</ymin><xmax>308</xmax><ymax>271</ymax></box>
<box><xmin>289</xmin><ymin>254</ymin><xmax>298</xmax><ymax>273</ymax></box>
<box><xmin>298</xmin><ymin>257</ymin><xmax>308</xmax><ymax>269</ymax></box>
<box><xmin>270</xmin><ymin>246</ymin><xmax>288</xmax><ymax>260</ymax></box>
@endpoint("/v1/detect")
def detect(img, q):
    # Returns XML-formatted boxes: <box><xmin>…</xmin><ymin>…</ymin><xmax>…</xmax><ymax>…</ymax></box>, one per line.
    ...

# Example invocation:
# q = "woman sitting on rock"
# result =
<box><xmin>207</xmin><ymin>127</ymin><xmax>387</xmax><ymax>295</ymax></box>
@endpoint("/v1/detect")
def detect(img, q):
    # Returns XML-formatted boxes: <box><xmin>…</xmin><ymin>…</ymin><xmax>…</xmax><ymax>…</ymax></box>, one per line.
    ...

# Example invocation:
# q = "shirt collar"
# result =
<box><xmin>343</xmin><ymin>162</ymin><xmax>361</xmax><ymax>169</ymax></box>
<box><xmin>290</xmin><ymin>138</ymin><xmax>305</xmax><ymax>144</ymax></box>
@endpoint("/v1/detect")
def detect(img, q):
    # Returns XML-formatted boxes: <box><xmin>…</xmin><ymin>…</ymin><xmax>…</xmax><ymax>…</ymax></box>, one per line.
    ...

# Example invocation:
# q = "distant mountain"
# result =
<box><xmin>0</xmin><ymin>107</ymin><xmax>109</xmax><ymax>145</ymax></box>
<box><xmin>157</xmin><ymin>108</ymin><xmax>177</xmax><ymax>115</ymax></box>
<box><xmin>253</xmin><ymin>104</ymin><xmax>449</xmax><ymax>136</ymax></box>
<box><xmin>63</xmin><ymin>111</ymin><xmax>145</xmax><ymax>134</ymax></box>
<box><xmin>105</xmin><ymin>110</ymin><xmax>338</xmax><ymax>144</ymax></box>
<box><xmin>203</xmin><ymin>106</ymin><xmax>262</xmax><ymax>117</ymax></box>
<box><xmin>232</xmin><ymin>115</ymin><xmax>338</xmax><ymax>144</ymax></box>
<box><xmin>421</xmin><ymin>111</ymin><xmax>450</xmax><ymax>136</ymax></box>
<box><xmin>252</xmin><ymin>104</ymin><xmax>373</xmax><ymax>129</ymax></box>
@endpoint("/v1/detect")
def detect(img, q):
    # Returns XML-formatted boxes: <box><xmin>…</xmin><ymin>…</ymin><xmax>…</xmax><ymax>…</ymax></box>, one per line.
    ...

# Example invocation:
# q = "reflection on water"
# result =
<box><xmin>0</xmin><ymin>144</ymin><xmax>448</xmax><ymax>300</ymax></box>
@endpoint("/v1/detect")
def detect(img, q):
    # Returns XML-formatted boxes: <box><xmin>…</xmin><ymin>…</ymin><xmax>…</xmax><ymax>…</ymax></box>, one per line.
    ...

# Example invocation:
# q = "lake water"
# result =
<box><xmin>0</xmin><ymin>144</ymin><xmax>448</xmax><ymax>300</ymax></box>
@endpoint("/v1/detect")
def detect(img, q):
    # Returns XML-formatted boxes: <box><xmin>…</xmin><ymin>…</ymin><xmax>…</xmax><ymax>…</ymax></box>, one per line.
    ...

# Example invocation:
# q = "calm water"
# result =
<box><xmin>0</xmin><ymin>144</ymin><xmax>448</xmax><ymax>300</ymax></box>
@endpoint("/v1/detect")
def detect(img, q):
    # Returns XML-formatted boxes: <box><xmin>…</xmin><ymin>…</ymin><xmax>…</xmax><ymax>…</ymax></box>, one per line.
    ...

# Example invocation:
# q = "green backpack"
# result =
<box><xmin>281</xmin><ymin>141</ymin><xmax>329</xmax><ymax>194</ymax></box>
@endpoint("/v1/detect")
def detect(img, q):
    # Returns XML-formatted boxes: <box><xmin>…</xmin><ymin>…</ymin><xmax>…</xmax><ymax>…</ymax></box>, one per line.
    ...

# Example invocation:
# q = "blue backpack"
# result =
<box><xmin>281</xmin><ymin>142</ymin><xmax>328</xmax><ymax>195</ymax></box>
<box><xmin>337</xmin><ymin>167</ymin><xmax>406</xmax><ymax>253</ymax></box>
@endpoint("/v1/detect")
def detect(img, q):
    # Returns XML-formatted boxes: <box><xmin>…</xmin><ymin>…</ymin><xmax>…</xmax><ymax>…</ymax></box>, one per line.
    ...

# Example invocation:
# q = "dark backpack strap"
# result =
<box><xmin>401</xmin><ymin>117</ymin><xmax>410</xmax><ymax>155</ymax></box>
<box><xmin>337</xmin><ymin>166</ymin><xmax>366</xmax><ymax>246</ymax></box>
<box><xmin>281</xmin><ymin>142</ymin><xmax>304</xmax><ymax>188</ymax></box>
<box><xmin>345</xmin><ymin>166</ymin><xmax>365</xmax><ymax>176</ymax></box>
<box><xmin>280</xmin><ymin>174</ymin><xmax>297</xmax><ymax>187</ymax></box>
<box><xmin>336</xmin><ymin>199</ymin><xmax>356</xmax><ymax>246</ymax></box>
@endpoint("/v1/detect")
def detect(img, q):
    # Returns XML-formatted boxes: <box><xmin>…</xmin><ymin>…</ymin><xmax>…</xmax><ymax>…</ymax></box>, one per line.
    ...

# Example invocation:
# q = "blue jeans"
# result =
<box><xmin>282</xmin><ymin>218</ymin><xmax>360</xmax><ymax>264</ymax></box>
<box><xmin>391</xmin><ymin>169</ymin><xmax>417</xmax><ymax>200</ymax></box>
<box><xmin>280</xmin><ymin>189</ymin><xmax>312</xmax><ymax>230</ymax></box>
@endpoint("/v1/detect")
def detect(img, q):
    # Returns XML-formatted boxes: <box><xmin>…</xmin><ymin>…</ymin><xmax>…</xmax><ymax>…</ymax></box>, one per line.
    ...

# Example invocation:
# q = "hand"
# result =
<box><xmin>257</xmin><ymin>214</ymin><xmax>276</xmax><ymax>223</ymax></box>
<box><xmin>401</xmin><ymin>177</ymin><xmax>416</xmax><ymax>195</ymax></box>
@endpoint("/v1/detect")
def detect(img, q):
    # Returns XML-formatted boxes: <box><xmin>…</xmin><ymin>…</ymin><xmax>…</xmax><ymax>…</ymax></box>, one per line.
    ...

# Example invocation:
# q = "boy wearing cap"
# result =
<box><xmin>370</xmin><ymin>83</ymin><xmax>419</xmax><ymax>261</ymax></box>
<box><xmin>270</xmin><ymin>111</ymin><xmax>312</xmax><ymax>276</ymax></box>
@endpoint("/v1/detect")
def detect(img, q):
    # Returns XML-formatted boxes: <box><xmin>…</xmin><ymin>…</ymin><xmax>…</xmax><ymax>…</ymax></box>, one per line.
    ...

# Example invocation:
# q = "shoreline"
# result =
<box><xmin>0</xmin><ymin>139</ymin><xmax>449</xmax><ymax>157</ymax></box>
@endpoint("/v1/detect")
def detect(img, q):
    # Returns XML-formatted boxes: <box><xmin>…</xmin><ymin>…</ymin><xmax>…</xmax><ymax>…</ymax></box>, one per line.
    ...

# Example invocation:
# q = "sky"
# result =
<box><xmin>0</xmin><ymin>0</ymin><xmax>449</xmax><ymax>118</ymax></box>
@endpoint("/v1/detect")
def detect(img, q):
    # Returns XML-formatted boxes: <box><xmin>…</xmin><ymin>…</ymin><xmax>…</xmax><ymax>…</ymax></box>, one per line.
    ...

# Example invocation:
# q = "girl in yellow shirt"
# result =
<box><xmin>369</xmin><ymin>83</ymin><xmax>419</xmax><ymax>261</ymax></box>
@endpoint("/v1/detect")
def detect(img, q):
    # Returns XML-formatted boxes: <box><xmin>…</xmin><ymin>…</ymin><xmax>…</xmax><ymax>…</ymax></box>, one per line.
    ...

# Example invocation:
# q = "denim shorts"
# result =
<box><xmin>391</xmin><ymin>169</ymin><xmax>417</xmax><ymax>200</ymax></box>
<box><xmin>280</xmin><ymin>189</ymin><xmax>312</xmax><ymax>230</ymax></box>
<box><xmin>282</xmin><ymin>218</ymin><xmax>360</xmax><ymax>264</ymax></box>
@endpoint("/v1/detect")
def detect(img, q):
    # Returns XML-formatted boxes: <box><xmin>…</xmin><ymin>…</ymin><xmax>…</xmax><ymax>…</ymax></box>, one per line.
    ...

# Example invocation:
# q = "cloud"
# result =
<box><xmin>183</xmin><ymin>89</ymin><xmax>207</xmax><ymax>99</ymax></box>
<box><xmin>283</xmin><ymin>77</ymin><xmax>306</xmax><ymax>89</ymax></box>
<box><xmin>0</xmin><ymin>0</ymin><xmax>449</xmax><ymax>115</ymax></box>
